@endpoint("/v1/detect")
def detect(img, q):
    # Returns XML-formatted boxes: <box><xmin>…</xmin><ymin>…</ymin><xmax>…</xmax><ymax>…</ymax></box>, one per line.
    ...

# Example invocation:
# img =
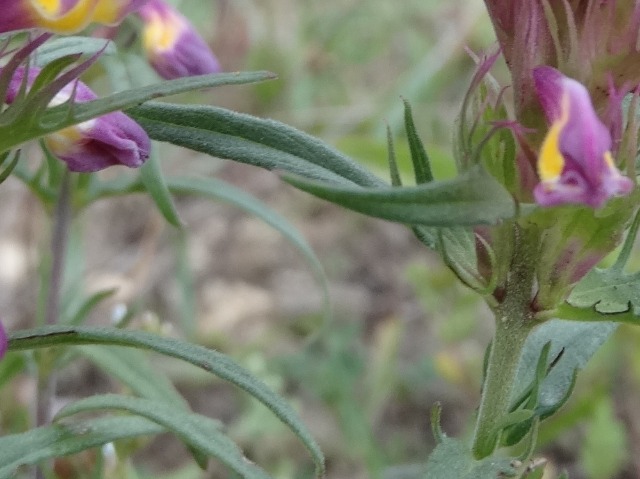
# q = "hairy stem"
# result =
<box><xmin>471</xmin><ymin>224</ymin><xmax>539</xmax><ymax>459</ymax></box>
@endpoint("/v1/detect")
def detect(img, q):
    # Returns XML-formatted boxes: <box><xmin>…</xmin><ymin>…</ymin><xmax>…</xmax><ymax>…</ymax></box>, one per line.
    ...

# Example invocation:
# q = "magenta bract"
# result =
<box><xmin>138</xmin><ymin>0</ymin><xmax>221</xmax><ymax>79</ymax></box>
<box><xmin>4</xmin><ymin>67</ymin><xmax>150</xmax><ymax>172</ymax></box>
<box><xmin>533</xmin><ymin>66</ymin><xmax>634</xmax><ymax>208</ymax></box>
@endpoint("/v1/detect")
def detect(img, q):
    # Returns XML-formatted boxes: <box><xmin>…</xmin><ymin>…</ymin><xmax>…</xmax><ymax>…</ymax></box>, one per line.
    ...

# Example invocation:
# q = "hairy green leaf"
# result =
<box><xmin>402</xmin><ymin>99</ymin><xmax>433</xmax><ymax>184</ymax></box>
<box><xmin>0</xmin><ymin>71</ymin><xmax>275</xmax><ymax>154</ymax></box>
<box><xmin>0</xmin><ymin>416</ymin><xmax>163</xmax><ymax>479</ymax></box>
<box><xmin>513</xmin><ymin>320</ymin><xmax>616</xmax><ymax>415</ymax></box>
<box><xmin>56</xmin><ymin>394</ymin><xmax>271</xmax><ymax>479</ymax></box>
<box><xmin>128</xmin><ymin>102</ymin><xmax>384</xmax><ymax>187</ymax></box>
<box><xmin>424</xmin><ymin>437</ymin><xmax>516</xmax><ymax>479</ymax></box>
<box><xmin>8</xmin><ymin>326</ymin><xmax>325</xmax><ymax>476</ymax></box>
<box><xmin>557</xmin><ymin>207</ymin><xmax>640</xmax><ymax>322</ymax></box>
<box><xmin>139</xmin><ymin>148</ymin><xmax>183</xmax><ymax>227</ymax></box>
<box><xmin>34</xmin><ymin>37</ymin><xmax>117</xmax><ymax>66</ymax></box>
<box><xmin>282</xmin><ymin>165</ymin><xmax>515</xmax><ymax>227</ymax></box>
<box><xmin>78</xmin><ymin>346</ymin><xmax>188</xmax><ymax>408</ymax></box>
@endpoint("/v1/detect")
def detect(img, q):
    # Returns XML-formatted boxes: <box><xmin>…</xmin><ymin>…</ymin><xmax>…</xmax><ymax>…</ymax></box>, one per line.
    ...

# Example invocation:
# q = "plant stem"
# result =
<box><xmin>471</xmin><ymin>307</ymin><xmax>532</xmax><ymax>458</ymax></box>
<box><xmin>471</xmin><ymin>224</ymin><xmax>538</xmax><ymax>459</ymax></box>
<box><xmin>35</xmin><ymin>171</ymin><xmax>71</xmax><ymax>479</ymax></box>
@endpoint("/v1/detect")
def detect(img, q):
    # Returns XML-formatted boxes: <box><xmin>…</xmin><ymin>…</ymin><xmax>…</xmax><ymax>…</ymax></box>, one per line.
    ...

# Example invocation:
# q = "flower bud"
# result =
<box><xmin>137</xmin><ymin>0</ymin><xmax>221</xmax><ymax>79</ymax></box>
<box><xmin>5</xmin><ymin>67</ymin><xmax>150</xmax><ymax>172</ymax></box>
<box><xmin>2</xmin><ymin>0</ymin><xmax>147</xmax><ymax>35</ymax></box>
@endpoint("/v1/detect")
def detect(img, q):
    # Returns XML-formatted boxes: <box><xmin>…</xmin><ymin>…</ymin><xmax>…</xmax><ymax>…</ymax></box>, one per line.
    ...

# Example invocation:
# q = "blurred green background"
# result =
<box><xmin>1</xmin><ymin>0</ymin><xmax>639</xmax><ymax>478</ymax></box>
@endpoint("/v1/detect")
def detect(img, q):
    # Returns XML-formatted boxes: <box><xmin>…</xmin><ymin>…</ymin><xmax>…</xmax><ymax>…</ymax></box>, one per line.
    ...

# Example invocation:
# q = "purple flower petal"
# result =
<box><xmin>3</xmin><ymin>66</ymin><xmax>150</xmax><ymax>172</ymax></box>
<box><xmin>138</xmin><ymin>0</ymin><xmax>221</xmax><ymax>79</ymax></box>
<box><xmin>0</xmin><ymin>0</ymin><xmax>147</xmax><ymax>34</ymax></box>
<box><xmin>50</xmin><ymin>111</ymin><xmax>150</xmax><ymax>172</ymax></box>
<box><xmin>533</xmin><ymin>66</ymin><xmax>634</xmax><ymax>208</ymax></box>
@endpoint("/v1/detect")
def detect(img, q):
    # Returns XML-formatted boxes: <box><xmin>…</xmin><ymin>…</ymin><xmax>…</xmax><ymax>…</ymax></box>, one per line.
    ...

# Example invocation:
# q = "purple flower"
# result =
<box><xmin>0</xmin><ymin>0</ymin><xmax>148</xmax><ymax>34</ymax></box>
<box><xmin>483</xmin><ymin>1</ymin><xmax>640</xmax><ymax>112</ymax></box>
<box><xmin>0</xmin><ymin>320</ymin><xmax>6</xmax><ymax>361</ymax></box>
<box><xmin>137</xmin><ymin>0</ymin><xmax>221</xmax><ymax>79</ymax></box>
<box><xmin>533</xmin><ymin>66</ymin><xmax>634</xmax><ymax>208</ymax></box>
<box><xmin>5</xmin><ymin>67</ymin><xmax>150</xmax><ymax>172</ymax></box>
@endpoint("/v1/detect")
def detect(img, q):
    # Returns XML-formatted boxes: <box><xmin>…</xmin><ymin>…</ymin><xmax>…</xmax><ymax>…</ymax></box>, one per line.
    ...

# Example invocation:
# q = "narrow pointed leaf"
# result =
<box><xmin>56</xmin><ymin>395</ymin><xmax>271</xmax><ymax>479</ymax></box>
<box><xmin>282</xmin><ymin>166</ymin><xmax>515</xmax><ymax>227</ymax></box>
<box><xmin>0</xmin><ymin>71</ymin><xmax>276</xmax><ymax>154</ymax></box>
<box><xmin>513</xmin><ymin>320</ymin><xmax>616</xmax><ymax>414</ymax></box>
<box><xmin>78</xmin><ymin>345</ymin><xmax>188</xmax><ymax>408</ymax></box>
<box><xmin>8</xmin><ymin>326</ymin><xmax>325</xmax><ymax>476</ymax></box>
<box><xmin>0</xmin><ymin>416</ymin><xmax>163</xmax><ymax>479</ymax></box>
<box><xmin>139</xmin><ymin>149</ymin><xmax>183</xmax><ymax>227</ymax></box>
<box><xmin>78</xmin><ymin>344</ymin><xmax>213</xmax><ymax>469</ymax></box>
<box><xmin>402</xmin><ymin>99</ymin><xmax>433</xmax><ymax>184</ymax></box>
<box><xmin>386</xmin><ymin>125</ymin><xmax>402</xmax><ymax>187</ymax></box>
<box><xmin>34</xmin><ymin>37</ymin><xmax>116</xmax><ymax>67</ymax></box>
<box><xmin>65</xmin><ymin>288</ymin><xmax>116</xmax><ymax>326</ymax></box>
<box><xmin>128</xmin><ymin>102</ymin><xmax>384</xmax><ymax>187</ymax></box>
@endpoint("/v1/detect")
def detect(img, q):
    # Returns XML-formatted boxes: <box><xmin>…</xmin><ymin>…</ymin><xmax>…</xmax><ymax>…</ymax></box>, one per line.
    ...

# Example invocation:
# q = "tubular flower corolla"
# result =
<box><xmin>533</xmin><ymin>66</ymin><xmax>633</xmax><ymax>208</ymax></box>
<box><xmin>137</xmin><ymin>0</ymin><xmax>221</xmax><ymax>79</ymax></box>
<box><xmin>4</xmin><ymin>67</ymin><xmax>150</xmax><ymax>172</ymax></box>
<box><xmin>1</xmin><ymin>0</ymin><xmax>147</xmax><ymax>34</ymax></box>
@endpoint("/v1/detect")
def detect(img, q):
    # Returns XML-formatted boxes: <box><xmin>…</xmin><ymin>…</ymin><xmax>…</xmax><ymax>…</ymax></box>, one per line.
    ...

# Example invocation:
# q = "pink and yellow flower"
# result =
<box><xmin>1</xmin><ymin>0</ymin><xmax>147</xmax><ymax>35</ymax></box>
<box><xmin>137</xmin><ymin>0</ymin><xmax>221</xmax><ymax>79</ymax></box>
<box><xmin>4</xmin><ymin>67</ymin><xmax>150</xmax><ymax>172</ymax></box>
<box><xmin>533</xmin><ymin>66</ymin><xmax>633</xmax><ymax>208</ymax></box>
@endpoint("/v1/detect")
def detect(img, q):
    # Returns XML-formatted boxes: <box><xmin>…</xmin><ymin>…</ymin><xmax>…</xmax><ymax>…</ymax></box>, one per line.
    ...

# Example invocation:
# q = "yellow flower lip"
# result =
<box><xmin>30</xmin><ymin>0</ymin><xmax>100</xmax><ymax>34</ymax></box>
<box><xmin>538</xmin><ymin>92</ymin><xmax>569</xmax><ymax>183</ymax></box>
<box><xmin>142</xmin><ymin>9</ymin><xmax>184</xmax><ymax>53</ymax></box>
<box><xmin>533</xmin><ymin>66</ymin><xmax>634</xmax><ymax>208</ymax></box>
<box><xmin>137</xmin><ymin>0</ymin><xmax>221</xmax><ymax>79</ymax></box>
<box><xmin>1</xmin><ymin>0</ymin><xmax>145</xmax><ymax>35</ymax></box>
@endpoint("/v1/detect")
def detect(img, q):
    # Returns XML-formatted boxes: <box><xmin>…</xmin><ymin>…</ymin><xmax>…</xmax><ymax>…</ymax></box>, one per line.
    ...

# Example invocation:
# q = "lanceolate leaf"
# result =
<box><xmin>513</xmin><ymin>320</ymin><xmax>617</xmax><ymax>415</ymax></box>
<box><xmin>0</xmin><ymin>416</ymin><xmax>163</xmax><ymax>479</ymax></box>
<box><xmin>128</xmin><ymin>102</ymin><xmax>385</xmax><ymax>187</ymax></box>
<box><xmin>139</xmin><ymin>148</ymin><xmax>183</xmax><ymax>228</ymax></box>
<box><xmin>402</xmin><ymin>99</ymin><xmax>433</xmax><ymax>184</ymax></box>
<box><xmin>7</xmin><ymin>326</ymin><xmax>325</xmax><ymax>477</ymax></box>
<box><xmin>77</xmin><ymin>345</ymin><xmax>188</xmax><ymax>408</ymax></box>
<box><xmin>56</xmin><ymin>395</ymin><xmax>271</xmax><ymax>479</ymax></box>
<box><xmin>282</xmin><ymin>165</ymin><xmax>515</xmax><ymax>227</ymax></box>
<box><xmin>79</xmin><ymin>345</ymin><xmax>214</xmax><ymax>469</ymax></box>
<box><xmin>34</xmin><ymin>37</ymin><xmax>117</xmax><ymax>66</ymax></box>
<box><xmin>128</xmin><ymin>102</ymin><xmax>515</xmax><ymax>227</ymax></box>
<box><xmin>0</xmin><ymin>71</ymin><xmax>275</xmax><ymax>154</ymax></box>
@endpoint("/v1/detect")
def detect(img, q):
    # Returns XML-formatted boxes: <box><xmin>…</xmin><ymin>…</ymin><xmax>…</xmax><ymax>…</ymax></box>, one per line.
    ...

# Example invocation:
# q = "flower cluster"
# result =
<box><xmin>2</xmin><ymin>0</ymin><xmax>148</xmax><ymax>34</ymax></box>
<box><xmin>0</xmin><ymin>0</ymin><xmax>220</xmax><ymax>359</ymax></box>
<box><xmin>482</xmin><ymin>0</ymin><xmax>638</xmax><ymax>209</ymax></box>
<box><xmin>4</xmin><ymin>66</ymin><xmax>151</xmax><ymax>172</ymax></box>
<box><xmin>461</xmin><ymin>1</ymin><xmax>640</xmax><ymax>312</ymax></box>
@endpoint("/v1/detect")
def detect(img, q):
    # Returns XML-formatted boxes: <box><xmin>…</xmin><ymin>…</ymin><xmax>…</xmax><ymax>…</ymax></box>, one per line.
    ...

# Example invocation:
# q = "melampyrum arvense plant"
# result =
<box><xmin>1</xmin><ymin>1</ymin><xmax>640</xmax><ymax>478</ymax></box>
